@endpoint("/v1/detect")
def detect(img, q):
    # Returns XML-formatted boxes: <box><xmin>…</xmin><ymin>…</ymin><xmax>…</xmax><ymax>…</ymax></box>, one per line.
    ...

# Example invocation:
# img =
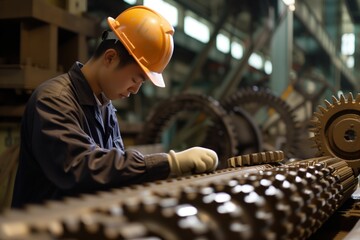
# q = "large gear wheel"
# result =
<box><xmin>310</xmin><ymin>93</ymin><xmax>360</xmax><ymax>172</ymax></box>
<box><xmin>222</xmin><ymin>86</ymin><xmax>301</xmax><ymax>159</ymax></box>
<box><xmin>136</xmin><ymin>93</ymin><xmax>238</xmax><ymax>169</ymax></box>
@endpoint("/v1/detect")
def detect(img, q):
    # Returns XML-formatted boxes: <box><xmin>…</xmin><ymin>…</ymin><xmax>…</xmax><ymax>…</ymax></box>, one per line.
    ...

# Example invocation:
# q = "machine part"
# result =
<box><xmin>0</xmin><ymin>156</ymin><xmax>358</xmax><ymax>240</ymax></box>
<box><xmin>310</xmin><ymin>93</ymin><xmax>360</xmax><ymax>173</ymax></box>
<box><xmin>227</xmin><ymin>150</ymin><xmax>284</xmax><ymax>168</ymax></box>
<box><xmin>227</xmin><ymin>107</ymin><xmax>263</xmax><ymax>156</ymax></box>
<box><xmin>222</xmin><ymin>86</ymin><xmax>301</xmax><ymax>159</ymax></box>
<box><xmin>136</xmin><ymin>93</ymin><xmax>238</xmax><ymax>169</ymax></box>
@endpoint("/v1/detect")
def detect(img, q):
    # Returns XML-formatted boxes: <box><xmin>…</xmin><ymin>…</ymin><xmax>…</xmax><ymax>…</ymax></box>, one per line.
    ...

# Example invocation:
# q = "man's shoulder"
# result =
<box><xmin>35</xmin><ymin>73</ymin><xmax>73</xmax><ymax>99</ymax></box>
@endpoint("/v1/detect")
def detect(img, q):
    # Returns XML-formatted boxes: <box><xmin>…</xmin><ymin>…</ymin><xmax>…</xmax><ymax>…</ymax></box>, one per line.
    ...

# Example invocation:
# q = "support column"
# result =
<box><xmin>324</xmin><ymin>0</ymin><xmax>341</xmax><ymax>95</ymax></box>
<box><xmin>270</xmin><ymin>0</ymin><xmax>293</xmax><ymax>96</ymax></box>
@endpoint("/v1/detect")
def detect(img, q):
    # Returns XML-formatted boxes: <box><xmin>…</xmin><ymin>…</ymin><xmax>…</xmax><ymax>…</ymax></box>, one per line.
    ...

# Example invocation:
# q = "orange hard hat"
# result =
<box><xmin>107</xmin><ymin>5</ymin><xmax>174</xmax><ymax>88</ymax></box>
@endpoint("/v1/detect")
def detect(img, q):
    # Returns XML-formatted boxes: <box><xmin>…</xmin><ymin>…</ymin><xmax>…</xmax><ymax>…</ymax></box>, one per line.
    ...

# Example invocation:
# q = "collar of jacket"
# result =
<box><xmin>68</xmin><ymin>61</ymin><xmax>98</xmax><ymax>106</ymax></box>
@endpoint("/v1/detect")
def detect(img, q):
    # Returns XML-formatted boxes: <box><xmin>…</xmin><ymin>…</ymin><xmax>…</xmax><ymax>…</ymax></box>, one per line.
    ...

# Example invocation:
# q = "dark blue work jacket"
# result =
<box><xmin>12</xmin><ymin>62</ymin><xmax>170</xmax><ymax>208</ymax></box>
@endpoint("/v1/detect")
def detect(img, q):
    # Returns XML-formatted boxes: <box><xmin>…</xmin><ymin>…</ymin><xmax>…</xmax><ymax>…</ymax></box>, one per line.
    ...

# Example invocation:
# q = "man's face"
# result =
<box><xmin>100</xmin><ymin>60</ymin><xmax>147</xmax><ymax>100</ymax></box>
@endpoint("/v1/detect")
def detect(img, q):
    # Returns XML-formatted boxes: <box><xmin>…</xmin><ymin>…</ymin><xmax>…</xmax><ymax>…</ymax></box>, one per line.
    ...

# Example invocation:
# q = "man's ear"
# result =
<box><xmin>104</xmin><ymin>49</ymin><xmax>118</xmax><ymax>65</ymax></box>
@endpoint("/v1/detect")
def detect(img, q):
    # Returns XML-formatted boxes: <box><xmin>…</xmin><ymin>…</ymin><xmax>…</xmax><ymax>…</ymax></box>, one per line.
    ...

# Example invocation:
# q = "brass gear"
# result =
<box><xmin>310</xmin><ymin>93</ymin><xmax>360</xmax><ymax>172</ymax></box>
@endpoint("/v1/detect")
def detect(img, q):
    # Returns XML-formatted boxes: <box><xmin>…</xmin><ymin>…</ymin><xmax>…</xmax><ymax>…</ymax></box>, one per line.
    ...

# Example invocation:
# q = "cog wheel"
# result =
<box><xmin>222</xmin><ymin>86</ymin><xmax>301</xmax><ymax>159</ymax></box>
<box><xmin>310</xmin><ymin>93</ymin><xmax>360</xmax><ymax>171</ymax></box>
<box><xmin>227</xmin><ymin>150</ymin><xmax>284</xmax><ymax>168</ymax></box>
<box><xmin>136</xmin><ymin>93</ymin><xmax>238</xmax><ymax>169</ymax></box>
<box><xmin>226</xmin><ymin>106</ymin><xmax>263</xmax><ymax>156</ymax></box>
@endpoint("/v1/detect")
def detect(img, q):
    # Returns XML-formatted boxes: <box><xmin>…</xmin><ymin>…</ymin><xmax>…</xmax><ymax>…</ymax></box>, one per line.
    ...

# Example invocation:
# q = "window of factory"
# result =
<box><xmin>341</xmin><ymin>33</ymin><xmax>355</xmax><ymax>68</ymax></box>
<box><xmin>143</xmin><ymin>0</ymin><xmax>178</xmax><ymax>27</ymax></box>
<box><xmin>231</xmin><ymin>41</ymin><xmax>244</xmax><ymax>59</ymax></box>
<box><xmin>341</xmin><ymin>33</ymin><xmax>355</xmax><ymax>55</ymax></box>
<box><xmin>184</xmin><ymin>13</ymin><xmax>210</xmax><ymax>43</ymax></box>
<box><xmin>264</xmin><ymin>60</ymin><xmax>272</xmax><ymax>74</ymax></box>
<box><xmin>216</xmin><ymin>33</ymin><xmax>230</xmax><ymax>53</ymax></box>
<box><xmin>248</xmin><ymin>53</ymin><xmax>263</xmax><ymax>69</ymax></box>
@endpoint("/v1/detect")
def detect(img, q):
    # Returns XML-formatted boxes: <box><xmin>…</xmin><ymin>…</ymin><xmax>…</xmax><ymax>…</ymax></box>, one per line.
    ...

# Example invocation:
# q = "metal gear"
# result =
<box><xmin>310</xmin><ymin>93</ymin><xmax>360</xmax><ymax>172</ymax></box>
<box><xmin>226</xmin><ymin>106</ymin><xmax>263</xmax><ymax>156</ymax></box>
<box><xmin>136</xmin><ymin>93</ymin><xmax>238</xmax><ymax>169</ymax></box>
<box><xmin>1</xmin><ymin>156</ymin><xmax>357</xmax><ymax>240</ymax></box>
<box><xmin>227</xmin><ymin>150</ymin><xmax>284</xmax><ymax>168</ymax></box>
<box><xmin>222</xmin><ymin>86</ymin><xmax>301</xmax><ymax>159</ymax></box>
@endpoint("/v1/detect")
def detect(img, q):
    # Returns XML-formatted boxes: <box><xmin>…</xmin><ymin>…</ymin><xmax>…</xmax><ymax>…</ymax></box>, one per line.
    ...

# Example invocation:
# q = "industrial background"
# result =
<box><xmin>0</xmin><ymin>0</ymin><xmax>360</xmax><ymax>239</ymax></box>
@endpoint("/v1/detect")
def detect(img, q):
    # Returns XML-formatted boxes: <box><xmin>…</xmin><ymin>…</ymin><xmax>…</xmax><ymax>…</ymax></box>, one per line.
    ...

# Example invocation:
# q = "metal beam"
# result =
<box><xmin>294</xmin><ymin>1</ymin><xmax>359</xmax><ymax>91</ymax></box>
<box><xmin>180</xmin><ymin>4</ymin><xmax>231</xmax><ymax>92</ymax></box>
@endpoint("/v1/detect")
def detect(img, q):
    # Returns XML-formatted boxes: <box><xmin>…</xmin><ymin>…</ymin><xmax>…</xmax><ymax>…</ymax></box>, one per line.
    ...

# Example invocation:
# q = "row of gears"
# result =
<box><xmin>0</xmin><ymin>154</ymin><xmax>357</xmax><ymax>240</ymax></box>
<box><xmin>1</xmin><ymin>92</ymin><xmax>360</xmax><ymax>239</ymax></box>
<box><xmin>136</xmin><ymin>86</ymin><xmax>301</xmax><ymax>169</ymax></box>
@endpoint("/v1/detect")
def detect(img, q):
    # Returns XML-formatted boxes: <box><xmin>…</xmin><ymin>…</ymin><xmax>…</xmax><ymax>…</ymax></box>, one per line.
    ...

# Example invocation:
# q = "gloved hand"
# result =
<box><xmin>167</xmin><ymin>147</ymin><xmax>218</xmax><ymax>177</ymax></box>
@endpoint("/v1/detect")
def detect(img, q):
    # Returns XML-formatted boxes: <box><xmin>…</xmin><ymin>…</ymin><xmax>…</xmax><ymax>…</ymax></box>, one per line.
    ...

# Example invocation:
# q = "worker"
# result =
<box><xmin>11</xmin><ymin>6</ymin><xmax>218</xmax><ymax>208</ymax></box>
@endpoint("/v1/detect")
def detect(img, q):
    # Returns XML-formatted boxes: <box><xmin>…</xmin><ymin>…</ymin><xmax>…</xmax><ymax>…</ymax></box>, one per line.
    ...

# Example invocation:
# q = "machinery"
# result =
<box><xmin>0</xmin><ymin>1</ymin><xmax>359</xmax><ymax>239</ymax></box>
<box><xmin>0</xmin><ymin>93</ymin><xmax>359</xmax><ymax>240</ymax></box>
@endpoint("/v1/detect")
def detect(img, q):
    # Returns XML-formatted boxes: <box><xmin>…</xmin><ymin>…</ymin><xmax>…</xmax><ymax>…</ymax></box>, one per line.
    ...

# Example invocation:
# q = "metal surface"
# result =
<box><xmin>136</xmin><ymin>93</ymin><xmax>239</xmax><ymax>169</ymax></box>
<box><xmin>0</xmin><ymin>155</ymin><xmax>358</xmax><ymax>240</ymax></box>
<box><xmin>222</xmin><ymin>87</ymin><xmax>301</xmax><ymax>159</ymax></box>
<box><xmin>226</xmin><ymin>106</ymin><xmax>263</xmax><ymax>156</ymax></box>
<box><xmin>227</xmin><ymin>150</ymin><xmax>284</xmax><ymax>167</ymax></box>
<box><xmin>310</xmin><ymin>92</ymin><xmax>360</xmax><ymax>173</ymax></box>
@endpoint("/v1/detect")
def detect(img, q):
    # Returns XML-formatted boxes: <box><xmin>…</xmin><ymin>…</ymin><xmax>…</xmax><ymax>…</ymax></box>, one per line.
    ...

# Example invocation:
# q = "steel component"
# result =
<box><xmin>227</xmin><ymin>150</ymin><xmax>284</xmax><ymax>167</ymax></box>
<box><xmin>180</xmin><ymin>2</ymin><xmax>230</xmax><ymax>92</ymax></box>
<box><xmin>294</xmin><ymin>1</ymin><xmax>358</xmax><ymax>90</ymax></box>
<box><xmin>222</xmin><ymin>87</ymin><xmax>301</xmax><ymax>159</ymax></box>
<box><xmin>136</xmin><ymin>93</ymin><xmax>238</xmax><ymax>169</ymax></box>
<box><xmin>310</xmin><ymin>93</ymin><xmax>360</xmax><ymax>172</ymax></box>
<box><xmin>0</xmin><ymin>156</ymin><xmax>358</xmax><ymax>240</ymax></box>
<box><xmin>226</xmin><ymin>107</ymin><xmax>263</xmax><ymax>156</ymax></box>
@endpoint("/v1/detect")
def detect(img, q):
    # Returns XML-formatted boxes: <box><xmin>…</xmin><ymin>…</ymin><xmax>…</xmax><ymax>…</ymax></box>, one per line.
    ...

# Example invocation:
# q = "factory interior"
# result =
<box><xmin>0</xmin><ymin>0</ymin><xmax>360</xmax><ymax>239</ymax></box>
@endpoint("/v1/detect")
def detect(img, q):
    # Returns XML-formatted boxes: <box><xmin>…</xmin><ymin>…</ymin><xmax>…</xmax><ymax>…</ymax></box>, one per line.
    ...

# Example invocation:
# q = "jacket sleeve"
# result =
<box><xmin>29</xmin><ymin>93</ymin><xmax>170</xmax><ymax>193</ymax></box>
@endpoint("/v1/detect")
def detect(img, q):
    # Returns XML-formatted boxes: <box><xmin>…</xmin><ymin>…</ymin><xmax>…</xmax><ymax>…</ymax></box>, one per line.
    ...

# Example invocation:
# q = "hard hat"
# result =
<box><xmin>107</xmin><ymin>5</ymin><xmax>174</xmax><ymax>88</ymax></box>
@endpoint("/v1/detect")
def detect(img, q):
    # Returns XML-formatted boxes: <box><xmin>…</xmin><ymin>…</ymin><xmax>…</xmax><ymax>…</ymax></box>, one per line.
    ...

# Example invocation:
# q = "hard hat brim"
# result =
<box><xmin>138</xmin><ymin>64</ymin><xmax>166</xmax><ymax>88</ymax></box>
<box><xmin>107</xmin><ymin>16</ymin><xmax>166</xmax><ymax>88</ymax></box>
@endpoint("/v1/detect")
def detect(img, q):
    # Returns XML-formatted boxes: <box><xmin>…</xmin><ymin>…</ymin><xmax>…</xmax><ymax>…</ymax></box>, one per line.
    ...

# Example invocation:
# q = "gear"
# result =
<box><xmin>226</xmin><ymin>106</ymin><xmax>263</xmax><ymax>156</ymax></box>
<box><xmin>136</xmin><ymin>93</ymin><xmax>238</xmax><ymax>169</ymax></box>
<box><xmin>227</xmin><ymin>150</ymin><xmax>284</xmax><ymax>168</ymax></box>
<box><xmin>222</xmin><ymin>87</ymin><xmax>301</xmax><ymax>159</ymax></box>
<box><xmin>310</xmin><ymin>93</ymin><xmax>360</xmax><ymax>172</ymax></box>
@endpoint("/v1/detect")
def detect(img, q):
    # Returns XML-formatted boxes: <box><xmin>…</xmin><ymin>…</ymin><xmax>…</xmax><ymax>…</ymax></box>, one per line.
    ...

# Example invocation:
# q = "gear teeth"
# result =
<box><xmin>331</xmin><ymin>95</ymin><xmax>339</xmax><ymax>104</ymax></box>
<box><xmin>308</xmin><ymin>128</ymin><xmax>318</xmax><ymax>133</ymax></box>
<box><xmin>324</xmin><ymin>100</ymin><xmax>333</xmax><ymax>109</ymax></box>
<box><xmin>227</xmin><ymin>150</ymin><xmax>284</xmax><ymax>167</ymax></box>
<box><xmin>311</xmin><ymin>93</ymin><xmax>360</xmax><ymax>163</ymax></box>
<box><xmin>309</xmin><ymin>118</ymin><xmax>320</xmax><ymax>127</ymax></box>
<box><xmin>355</xmin><ymin>93</ymin><xmax>360</xmax><ymax>103</ymax></box>
<box><xmin>348</xmin><ymin>92</ymin><xmax>354</xmax><ymax>103</ymax></box>
<box><xmin>313</xmin><ymin>111</ymin><xmax>323</xmax><ymax>119</ymax></box>
<box><xmin>308</xmin><ymin>136</ymin><xmax>317</xmax><ymax>144</ymax></box>
<box><xmin>318</xmin><ymin>106</ymin><xmax>327</xmax><ymax>114</ymax></box>
<box><xmin>339</xmin><ymin>94</ymin><xmax>346</xmax><ymax>104</ymax></box>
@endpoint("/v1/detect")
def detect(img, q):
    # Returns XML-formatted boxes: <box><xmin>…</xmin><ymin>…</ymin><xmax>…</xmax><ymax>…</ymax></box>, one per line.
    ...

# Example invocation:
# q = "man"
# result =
<box><xmin>12</xmin><ymin>6</ymin><xmax>218</xmax><ymax>208</ymax></box>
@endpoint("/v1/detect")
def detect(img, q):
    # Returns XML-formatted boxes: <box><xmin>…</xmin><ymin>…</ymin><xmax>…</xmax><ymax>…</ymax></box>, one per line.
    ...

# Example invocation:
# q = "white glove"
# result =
<box><xmin>167</xmin><ymin>147</ymin><xmax>218</xmax><ymax>177</ymax></box>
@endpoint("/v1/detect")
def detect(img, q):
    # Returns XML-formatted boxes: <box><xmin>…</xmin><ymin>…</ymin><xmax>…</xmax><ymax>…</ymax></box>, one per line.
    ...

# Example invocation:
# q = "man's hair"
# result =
<box><xmin>92</xmin><ymin>39</ymin><xmax>136</xmax><ymax>67</ymax></box>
